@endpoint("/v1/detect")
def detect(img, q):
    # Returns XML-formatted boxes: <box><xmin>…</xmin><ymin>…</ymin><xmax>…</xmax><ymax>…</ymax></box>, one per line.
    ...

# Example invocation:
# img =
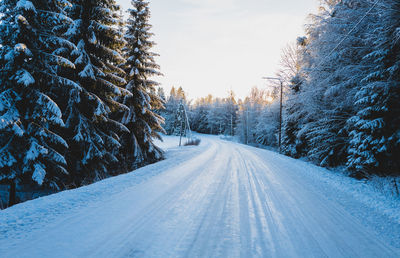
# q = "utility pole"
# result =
<box><xmin>179</xmin><ymin>117</ymin><xmax>184</xmax><ymax>147</ymax></box>
<box><xmin>278</xmin><ymin>80</ymin><xmax>283</xmax><ymax>154</ymax></box>
<box><xmin>231</xmin><ymin>114</ymin><xmax>233</xmax><ymax>136</ymax></box>
<box><xmin>262</xmin><ymin>77</ymin><xmax>283</xmax><ymax>154</ymax></box>
<box><xmin>183</xmin><ymin>104</ymin><xmax>192</xmax><ymax>141</ymax></box>
<box><xmin>178</xmin><ymin>101</ymin><xmax>184</xmax><ymax>146</ymax></box>
<box><xmin>179</xmin><ymin>101</ymin><xmax>192</xmax><ymax>146</ymax></box>
<box><xmin>246</xmin><ymin>108</ymin><xmax>249</xmax><ymax>145</ymax></box>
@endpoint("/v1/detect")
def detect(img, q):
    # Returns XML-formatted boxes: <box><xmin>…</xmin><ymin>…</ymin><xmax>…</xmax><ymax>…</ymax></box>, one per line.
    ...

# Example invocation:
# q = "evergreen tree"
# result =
<box><xmin>170</xmin><ymin>87</ymin><xmax>187</xmax><ymax>135</ymax></box>
<box><xmin>153</xmin><ymin>86</ymin><xmax>166</xmax><ymax>125</ymax></box>
<box><xmin>64</xmin><ymin>0</ymin><xmax>129</xmax><ymax>185</ymax></box>
<box><xmin>282</xmin><ymin>74</ymin><xmax>307</xmax><ymax>158</ymax></box>
<box><xmin>120</xmin><ymin>0</ymin><xmax>164</xmax><ymax>168</ymax></box>
<box><xmin>190</xmin><ymin>95</ymin><xmax>211</xmax><ymax>134</ymax></box>
<box><xmin>0</xmin><ymin>0</ymin><xmax>76</xmax><ymax>199</ymax></box>
<box><xmin>236</xmin><ymin>99</ymin><xmax>251</xmax><ymax>144</ymax></box>
<box><xmin>207</xmin><ymin>98</ymin><xmax>223</xmax><ymax>135</ymax></box>
<box><xmin>162</xmin><ymin>87</ymin><xmax>187</xmax><ymax>135</ymax></box>
<box><xmin>281</xmin><ymin>38</ymin><xmax>309</xmax><ymax>158</ymax></box>
<box><xmin>348</xmin><ymin>0</ymin><xmax>400</xmax><ymax>177</ymax></box>
<box><xmin>295</xmin><ymin>0</ymin><xmax>371</xmax><ymax>167</ymax></box>
<box><xmin>156</xmin><ymin>87</ymin><xmax>166</xmax><ymax>108</ymax></box>
<box><xmin>223</xmin><ymin>91</ymin><xmax>238</xmax><ymax>136</ymax></box>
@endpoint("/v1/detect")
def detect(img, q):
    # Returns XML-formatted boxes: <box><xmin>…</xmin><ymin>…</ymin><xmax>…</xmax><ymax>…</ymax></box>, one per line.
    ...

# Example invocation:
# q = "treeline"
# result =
<box><xmin>235</xmin><ymin>87</ymin><xmax>280</xmax><ymax>147</ymax></box>
<box><xmin>0</xmin><ymin>0</ymin><xmax>164</xmax><ymax>205</ymax></box>
<box><xmin>158</xmin><ymin>86</ymin><xmax>279</xmax><ymax>147</ymax></box>
<box><xmin>158</xmin><ymin>87</ymin><xmax>238</xmax><ymax>136</ymax></box>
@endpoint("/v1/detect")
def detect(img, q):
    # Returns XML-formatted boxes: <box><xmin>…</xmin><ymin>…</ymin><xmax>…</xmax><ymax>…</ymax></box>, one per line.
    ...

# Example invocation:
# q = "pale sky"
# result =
<box><xmin>119</xmin><ymin>0</ymin><xmax>319</xmax><ymax>99</ymax></box>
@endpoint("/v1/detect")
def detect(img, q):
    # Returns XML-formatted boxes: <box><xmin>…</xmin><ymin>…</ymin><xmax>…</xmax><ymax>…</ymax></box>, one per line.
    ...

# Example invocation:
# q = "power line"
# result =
<box><xmin>266</xmin><ymin>0</ymin><xmax>382</xmax><ymax>108</ymax></box>
<box><xmin>263</xmin><ymin>0</ymin><xmax>380</xmax><ymax>88</ymax></box>
<box><xmin>315</xmin><ymin>0</ymin><xmax>381</xmax><ymax>68</ymax></box>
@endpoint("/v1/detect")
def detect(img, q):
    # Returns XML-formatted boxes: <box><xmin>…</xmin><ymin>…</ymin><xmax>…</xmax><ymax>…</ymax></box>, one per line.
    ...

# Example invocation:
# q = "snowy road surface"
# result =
<box><xmin>1</xmin><ymin>135</ymin><xmax>400</xmax><ymax>257</ymax></box>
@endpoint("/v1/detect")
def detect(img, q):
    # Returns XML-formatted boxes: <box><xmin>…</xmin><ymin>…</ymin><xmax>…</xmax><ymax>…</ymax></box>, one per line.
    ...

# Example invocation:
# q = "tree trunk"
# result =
<box><xmin>8</xmin><ymin>179</ymin><xmax>16</xmax><ymax>207</ymax></box>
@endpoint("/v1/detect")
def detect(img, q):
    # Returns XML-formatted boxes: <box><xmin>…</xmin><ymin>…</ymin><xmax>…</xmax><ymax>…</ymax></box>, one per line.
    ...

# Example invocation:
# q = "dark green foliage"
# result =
<box><xmin>347</xmin><ymin>0</ymin><xmax>400</xmax><ymax>176</ymax></box>
<box><xmin>0</xmin><ymin>0</ymin><xmax>167</xmax><ymax>206</ymax></box>
<box><xmin>119</xmin><ymin>0</ymin><xmax>165</xmax><ymax>169</ymax></box>
<box><xmin>62</xmin><ymin>0</ymin><xmax>130</xmax><ymax>185</ymax></box>
<box><xmin>0</xmin><ymin>0</ymin><xmax>75</xmax><ymax>190</ymax></box>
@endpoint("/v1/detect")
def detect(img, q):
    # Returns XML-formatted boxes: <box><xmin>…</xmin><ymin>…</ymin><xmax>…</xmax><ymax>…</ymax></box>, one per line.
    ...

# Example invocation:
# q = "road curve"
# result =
<box><xmin>1</xmin><ymin>136</ymin><xmax>399</xmax><ymax>257</ymax></box>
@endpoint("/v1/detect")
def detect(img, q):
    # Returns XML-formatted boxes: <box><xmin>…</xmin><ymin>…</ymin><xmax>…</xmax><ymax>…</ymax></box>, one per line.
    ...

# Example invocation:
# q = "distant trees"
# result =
<box><xmin>159</xmin><ymin>88</ymin><xmax>239</xmax><ymax>137</ymax></box>
<box><xmin>0</xmin><ymin>0</ymin><xmax>164</xmax><ymax>206</ymax></box>
<box><xmin>167</xmin><ymin>86</ymin><xmax>278</xmax><ymax>147</ymax></box>
<box><xmin>160</xmin><ymin>86</ymin><xmax>188</xmax><ymax>135</ymax></box>
<box><xmin>236</xmin><ymin>87</ymin><xmax>278</xmax><ymax>146</ymax></box>
<box><xmin>190</xmin><ymin>91</ymin><xmax>238</xmax><ymax>136</ymax></box>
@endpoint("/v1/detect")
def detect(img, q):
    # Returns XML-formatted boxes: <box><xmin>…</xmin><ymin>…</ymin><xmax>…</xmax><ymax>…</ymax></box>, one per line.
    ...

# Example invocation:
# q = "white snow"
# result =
<box><xmin>32</xmin><ymin>163</ymin><xmax>46</xmax><ymax>185</ymax></box>
<box><xmin>16</xmin><ymin>0</ymin><xmax>36</xmax><ymax>12</ymax></box>
<box><xmin>37</xmin><ymin>93</ymin><xmax>64</xmax><ymax>126</ymax></box>
<box><xmin>78</xmin><ymin>64</ymin><xmax>95</xmax><ymax>80</ymax></box>
<box><xmin>15</xmin><ymin>69</ymin><xmax>35</xmax><ymax>86</ymax></box>
<box><xmin>0</xmin><ymin>135</ymin><xmax>399</xmax><ymax>257</ymax></box>
<box><xmin>25</xmin><ymin>141</ymin><xmax>47</xmax><ymax>161</ymax></box>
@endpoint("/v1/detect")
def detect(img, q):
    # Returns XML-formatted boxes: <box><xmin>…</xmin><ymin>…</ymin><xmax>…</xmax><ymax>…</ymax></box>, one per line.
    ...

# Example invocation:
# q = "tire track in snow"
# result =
<box><xmin>236</xmin><ymin>144</ymin><xmax>400</xmax><ymax>257</ymax></box>
<box><xmin>90</xmin><ymin>140</ymin><xmax>224</xmax><ymax>257</ymax></box>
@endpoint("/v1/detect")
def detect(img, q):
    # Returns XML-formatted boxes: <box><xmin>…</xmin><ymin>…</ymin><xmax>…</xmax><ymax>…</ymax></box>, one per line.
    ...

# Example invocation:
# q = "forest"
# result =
<box><xmin>0</xmin><ymin>0</ymin><xmax>164</xmax><ymax>206</ymax></box>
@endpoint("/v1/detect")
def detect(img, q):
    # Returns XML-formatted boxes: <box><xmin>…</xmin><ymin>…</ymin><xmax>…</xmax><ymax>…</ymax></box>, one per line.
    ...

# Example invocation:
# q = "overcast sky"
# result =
<box><xmin>119</xmin><ymin>0</ymin><xmax>319</xmax><ymax>99</ymax></box>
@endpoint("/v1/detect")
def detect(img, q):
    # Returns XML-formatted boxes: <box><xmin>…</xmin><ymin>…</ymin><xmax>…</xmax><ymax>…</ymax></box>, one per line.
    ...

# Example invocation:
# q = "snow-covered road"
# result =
<box><xmin>1</xmin><ymin>135</ymin><xmax>400</xmax><ymax>257</ymax></box>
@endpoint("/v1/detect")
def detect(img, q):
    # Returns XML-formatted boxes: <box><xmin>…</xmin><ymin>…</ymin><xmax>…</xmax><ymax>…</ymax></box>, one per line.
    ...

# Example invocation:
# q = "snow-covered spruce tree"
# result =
<box><xmin>348</xmin><ymin>0</ymin><xmax>400</xmax><ymax>177</ymax></box>
<box><xmin>298</xmin><ymin>0</ymin><xmax>372</xmax><ymax>167</ymax></box>
<box><xmin>63</xmin><ymin>0</ymin><xmax>130</xmax><ymax>184</ymax></box>
<box><xmin>0</xmin><ymin>0</ymin><xmax>77</xmax><ymax>202</ymax></box>
<box><xmin>280</xmin><ymin>38</ymin><xmax>309</xmax><ymax>158</ymax></box>
<box><xmin>159</xmin><ymin>87</ymin><xmax>186</xmax><ymax>135</ymax></box>
<box><xmin>120</xmin><ymin>0</ymin><xmax>164</xmax><ymax>168</ymax></box>
<box><xmin>282</xmin><ymin>74</ymin><xmax>307</xmax><ymax>158</ymax></box>
<box><xmin>173</xmin><ymin>88</ymin><xmax>189</xmax><ymax>135</ymax></box>
<box><xmin>154</xmin><ymin>86</ymin><xmax>166</xmax><ymax>114</ymax></box>
<box><xmin>190</xmin><ymin>95</ymin><xmax>212</xmax><ymax>134</ymax></box>
<box><xmin>207</xmin><ymin>98</ymin><xmax>224</xmax><ymax>135</ymax></box>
